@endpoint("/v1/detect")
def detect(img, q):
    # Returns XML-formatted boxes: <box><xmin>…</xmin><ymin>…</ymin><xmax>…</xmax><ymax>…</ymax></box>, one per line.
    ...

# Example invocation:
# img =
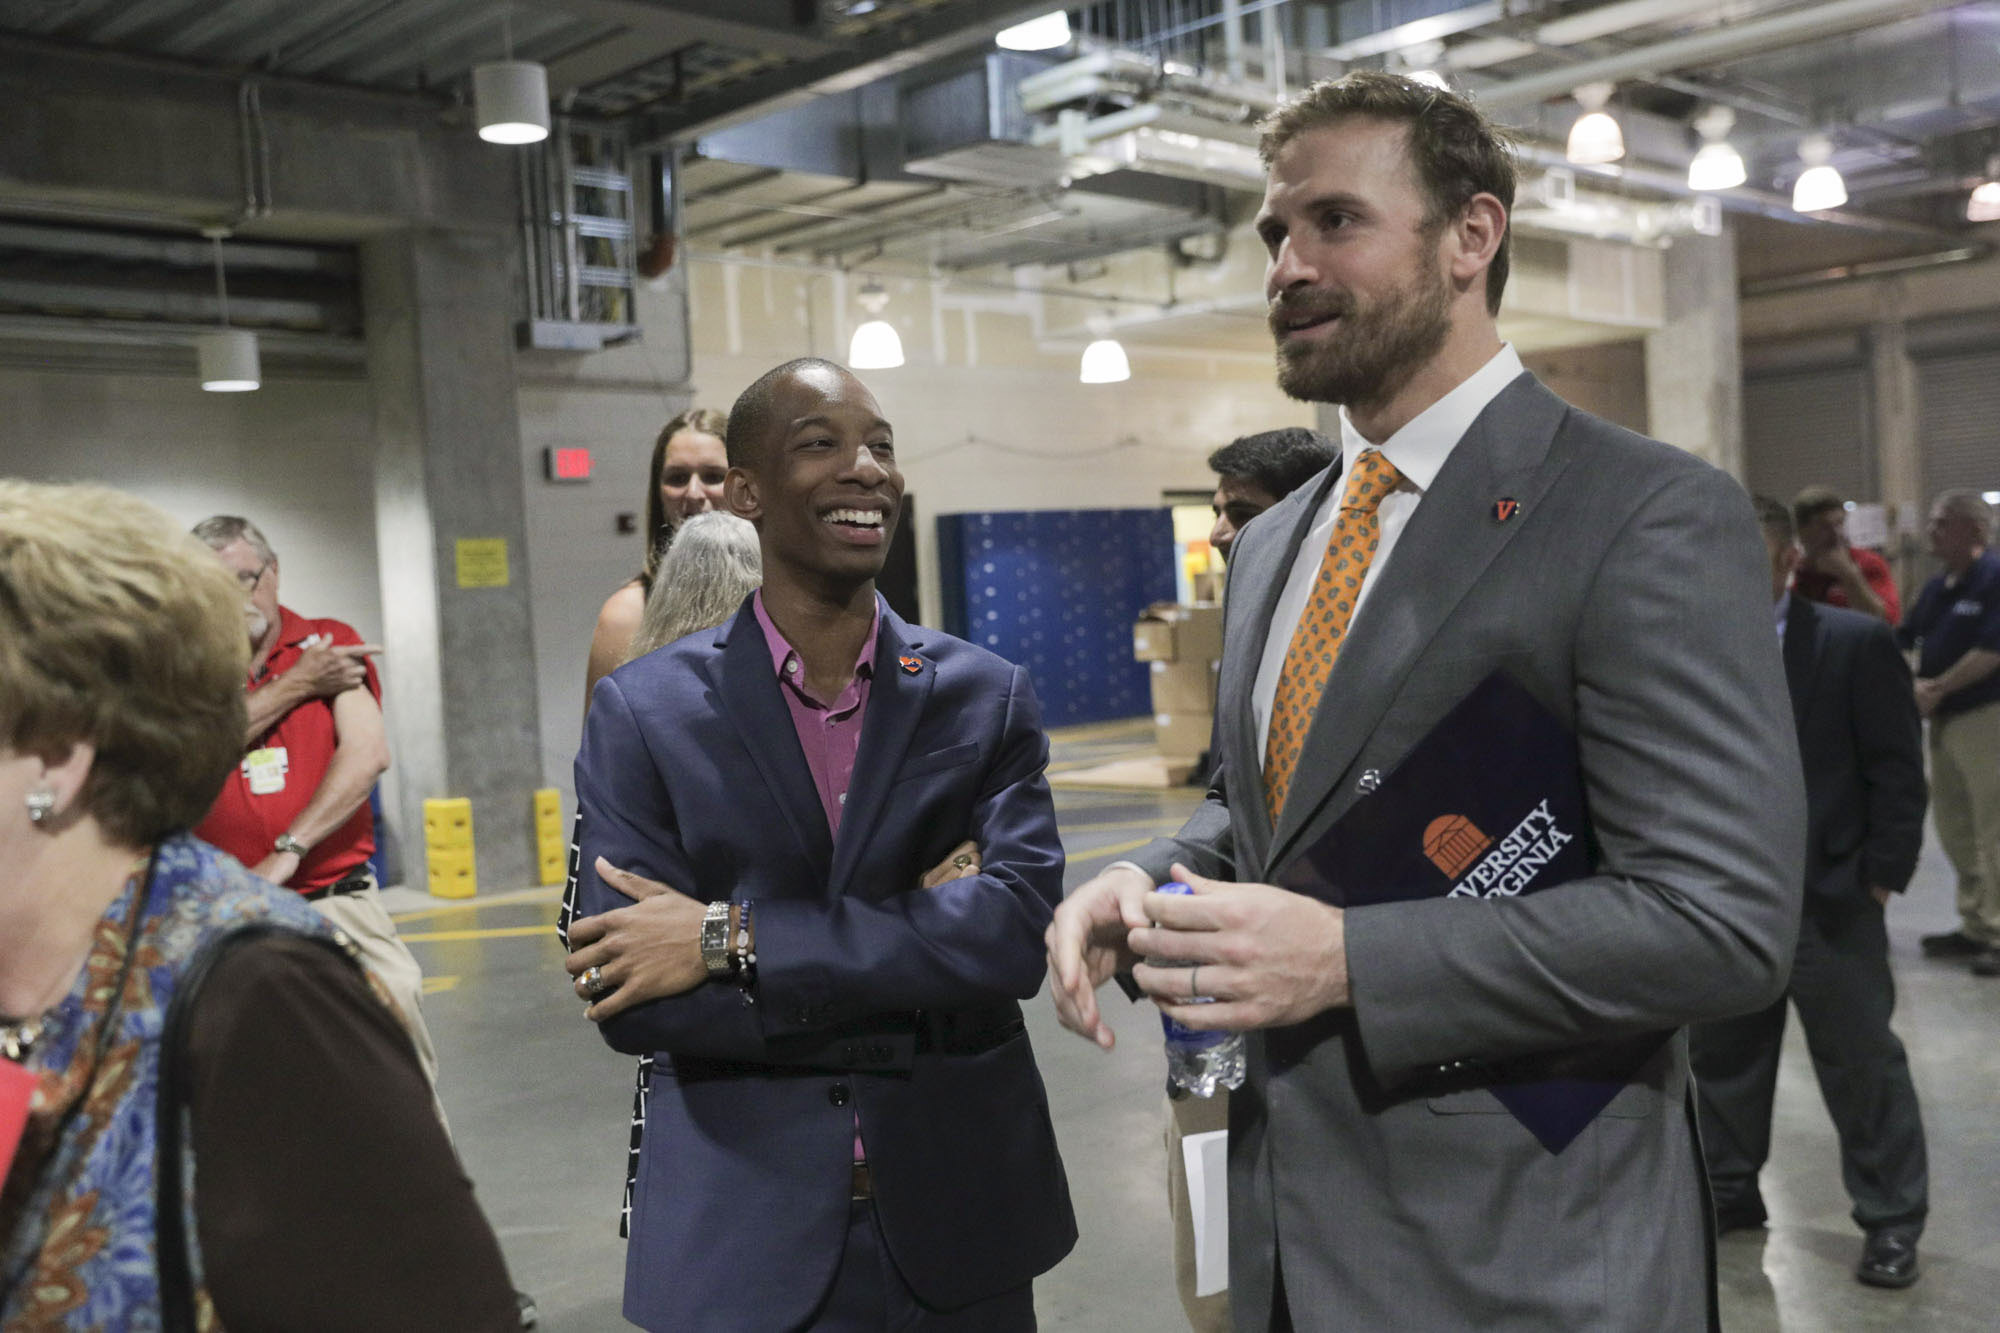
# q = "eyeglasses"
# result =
<box><xmin>235</xmin><ymin>558</ymin><xmax>271</xmax><ymax>591</ymax></box>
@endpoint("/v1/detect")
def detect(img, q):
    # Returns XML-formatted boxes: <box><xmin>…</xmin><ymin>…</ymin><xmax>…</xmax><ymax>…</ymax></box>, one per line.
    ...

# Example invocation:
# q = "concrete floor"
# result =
<box><xmin>401</xmin><ymin>721</ymin><xmax>2000</xmax><ymax>1331</ymax></box>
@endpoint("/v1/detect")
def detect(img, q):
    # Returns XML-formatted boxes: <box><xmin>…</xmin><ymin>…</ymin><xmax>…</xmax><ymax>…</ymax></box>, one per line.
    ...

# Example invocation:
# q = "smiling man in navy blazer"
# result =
<box><xmin>564</xmin><ymin>357</ymin><xmax>1075</xmax><ymax>1332</ymax></box>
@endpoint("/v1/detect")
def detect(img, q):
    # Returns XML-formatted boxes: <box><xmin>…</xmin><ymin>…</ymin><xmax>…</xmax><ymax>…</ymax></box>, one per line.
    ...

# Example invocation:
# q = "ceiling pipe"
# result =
<box><xmin>1740</xmin><ymin>243</ymin><xmax>1994</xmax><ymax>296</ymax></box>
<box><xmin>1474</xmin><ymin>0</ymin><xmax>1968</xmax><ymax>113</ymax></box>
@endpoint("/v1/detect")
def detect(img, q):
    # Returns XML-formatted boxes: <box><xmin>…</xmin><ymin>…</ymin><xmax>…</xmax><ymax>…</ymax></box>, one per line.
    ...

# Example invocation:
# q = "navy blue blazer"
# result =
<box><xmin>573</xmin><ymin>596</ymin><xmax>1077</xmax><ymax>1331</ymax></box>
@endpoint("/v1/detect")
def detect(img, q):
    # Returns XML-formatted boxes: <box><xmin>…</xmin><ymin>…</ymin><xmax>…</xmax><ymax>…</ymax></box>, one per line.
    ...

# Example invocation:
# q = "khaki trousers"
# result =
<box><xmin>1929</xmin><ymin>700</ymin><xmax>2000</xmax><ymax>944</ymax></box>
<box><xmin>310</xmin><ymin>883</ymin><xmax>447</xmax><ymax>1129</ymax></box>
<box><xmin>1165</xmin><ymin>1091</ymin><xmax>1231</xmax><ymax>1333</ymax></box>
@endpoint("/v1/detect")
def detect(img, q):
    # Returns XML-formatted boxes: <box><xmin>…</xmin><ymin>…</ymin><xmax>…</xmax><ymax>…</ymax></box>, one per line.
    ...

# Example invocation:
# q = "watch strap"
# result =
<box><xmin>273</xmin><ymin>833</ymin><xmax>307</xmax><ymax>857</ymax></box>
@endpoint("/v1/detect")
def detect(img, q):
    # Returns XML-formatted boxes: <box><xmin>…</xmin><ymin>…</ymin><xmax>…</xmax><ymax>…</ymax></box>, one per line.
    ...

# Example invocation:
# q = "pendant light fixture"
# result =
<box><xmin>474</xmin><ymin>11</ymin><xmax>550</xmax><ymax>145</ymax></box>
<box><xmin>1791</xmin><ymin>134</ymin><xmax>1847</xmax><ymax>212</ymax></box>
<box><xmin>1967</xmin><ymin>156</ymin><xmax>2000</xmax><ymax>223</ymax></box>
<box><xmin>848</xmin><ymin>282</ymin><xmax>905</xmax><ymax>370</ymax></box>
<box><xmin>1686</xmin><ymin>105</ymin><xmax>1747</xmax><ymax>192</ymax></box>
<box><xmin>995</xmin><ymin>12</ymin><xmax>1072</xmax><ymax>51</ymax></box>
<box><xmin>196</xmin><ymin>227</ymin><xmax>259</xmax><ymax>393</ymax></box>
<box><xmin>1566</xmin><ymin>83</ymin><xmax>1624</xmax><ymax>166</ymax></box>
<box><xmin>1079</xmin><ymin>315</ymin><xmax>1130</xmax><ymax>384</ymax></box>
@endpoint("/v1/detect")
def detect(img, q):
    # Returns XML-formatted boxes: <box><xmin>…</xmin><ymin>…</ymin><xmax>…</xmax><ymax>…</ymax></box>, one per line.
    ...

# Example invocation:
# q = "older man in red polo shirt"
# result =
<box><xmin>190</xmin><ymin>515</ymin><xmax>441</xmax><ymax>1091</ymax></box>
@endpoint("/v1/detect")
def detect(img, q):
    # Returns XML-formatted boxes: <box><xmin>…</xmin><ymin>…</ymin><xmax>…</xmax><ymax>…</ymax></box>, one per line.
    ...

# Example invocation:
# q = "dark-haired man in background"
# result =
<box><xmin>564</xmin><ymin>357</ymin><xmax>1075</xmax><ymax>1331</ymax></box>
<box><xmin>1049</xmin><ymin>72</ymin><xmax>1800</xmax><ymax>1328</ymax></box>
<box><xmin>1792</xmin><ymin>485</ymin><xmax>1900</xmax><ymax>624</ymax></box>
<box><xmin>1207</xmin><ymin>428</ymin><xmax>1338</xmax><ymax>563</ymax></box>
<box><xmin>1692</xmin><ymin>496</ymin><xmax>1928</xmax><ymax>1290</ymax></box>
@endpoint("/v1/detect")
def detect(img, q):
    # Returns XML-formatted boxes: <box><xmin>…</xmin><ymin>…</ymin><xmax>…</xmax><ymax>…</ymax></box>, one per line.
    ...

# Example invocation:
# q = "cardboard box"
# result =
<box><xmin>1155</xmin><ymin>709</ymin><xmax>1215</xmax><ymax>761</ymax></box>
<box><xmin>1133</xmin><ymin>602</ymin><xmax>1224</xmax><ymax>664</ymax></box>
<box><xmin>1150</xmin><ymin>658</ymin><xmax>1220</xmax><ymax>716</ymax></box>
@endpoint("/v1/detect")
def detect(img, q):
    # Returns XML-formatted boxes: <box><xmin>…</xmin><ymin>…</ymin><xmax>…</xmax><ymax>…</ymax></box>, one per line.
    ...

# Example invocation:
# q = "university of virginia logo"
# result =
<box><xmin>1441</xmin><ymin>799</ymin><xmax>1575</xmax><ymax>898</ymax></box>
<box><xmin>1424</xmin><ymin>814</ymin><xmax>1493</xmax><ymax>880</ymax></box>
<box><xmin>1493</xmin><ymin>497</ymin><xmax>1520</xmax><ymax>523</ymax></box>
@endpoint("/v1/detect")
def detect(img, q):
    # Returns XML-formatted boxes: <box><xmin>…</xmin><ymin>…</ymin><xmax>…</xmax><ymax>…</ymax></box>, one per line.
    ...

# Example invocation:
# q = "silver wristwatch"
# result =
<box><xmin>700</xmin><ymin>900</ymin><xmax>736</xmax><ymax>979</ymax></box>
<box><xmin>273</xmin><ymin>832</ymin><xmax>308</xmax><ymax>857</ymax></box>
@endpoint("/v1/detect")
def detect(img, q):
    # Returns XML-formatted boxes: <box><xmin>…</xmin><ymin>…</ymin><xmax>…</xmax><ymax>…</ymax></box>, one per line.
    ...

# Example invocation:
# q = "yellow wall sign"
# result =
<box><xmin>454</xmin><ymin>537</ymin><xmax>510</xmax><ymax>589</ymax></box>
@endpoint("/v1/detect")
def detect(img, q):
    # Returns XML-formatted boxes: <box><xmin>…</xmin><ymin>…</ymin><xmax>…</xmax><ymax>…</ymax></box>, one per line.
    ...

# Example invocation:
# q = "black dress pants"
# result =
<box><xmin>1691</xmin><ymin>895</ymin><xmax>1928</xmax><ymax>1234</ymax></box>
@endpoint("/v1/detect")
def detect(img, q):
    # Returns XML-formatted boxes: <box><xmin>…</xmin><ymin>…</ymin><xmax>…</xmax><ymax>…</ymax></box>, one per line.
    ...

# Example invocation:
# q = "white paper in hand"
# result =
<box><xmin>1181</xmin><ymin>1128</ymin><xmax>1229</xmax><ymax>1296</ymax></box>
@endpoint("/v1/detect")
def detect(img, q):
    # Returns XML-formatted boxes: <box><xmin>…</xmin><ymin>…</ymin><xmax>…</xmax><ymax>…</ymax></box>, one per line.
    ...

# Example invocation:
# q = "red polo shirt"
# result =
<box><xmin>1795</xmin><ymin>546</ymin><xmax>1902</xmax><ymax>625</ymax></box>
<box><xmin>195</xmin><ymin>606</ymin><xmax>381</xmax><ymax>893</ymax></box>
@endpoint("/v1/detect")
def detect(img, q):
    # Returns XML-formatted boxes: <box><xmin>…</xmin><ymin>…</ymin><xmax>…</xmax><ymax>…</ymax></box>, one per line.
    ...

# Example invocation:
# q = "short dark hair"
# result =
<box><xmin>1259</xmin><ymin>71</ymin><xmax>1515</xmax><ymax>315</ymax></box>
<box><xmin>1791</xmin><ymin>485</ymin><xmax>1845</xmax><ymax>531</ymax></box>
<box><xmin>1752</xmin><ymin>495</ymin><xmax>1796</xmax><ymax>543</ymax></box>
<box><xmin>644</xmin><ymin>406</ymin><xmax>729</xmax><ymax>580</ymax></box>
<box><xmin>1207</xmin><ymin>428</ymin><xmax>1338</xmax><ymax>500</ymax></box>
<box><xmin>724</xmin><ymin>357</ymin><xmax>850</xmax><ymax>470</ymax></box>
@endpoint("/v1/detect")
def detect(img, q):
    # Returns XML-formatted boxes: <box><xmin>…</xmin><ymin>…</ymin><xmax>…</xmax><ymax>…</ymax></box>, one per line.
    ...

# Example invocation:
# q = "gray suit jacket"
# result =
<box><xmin>1130</xmin><ymin>374</ymin><xmax>1805</xmax><ymax>1330</ymax></box>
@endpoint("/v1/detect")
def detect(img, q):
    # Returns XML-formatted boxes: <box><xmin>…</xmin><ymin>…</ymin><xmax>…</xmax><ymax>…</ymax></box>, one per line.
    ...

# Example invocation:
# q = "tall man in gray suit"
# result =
<box><xmin>1046</xmin><ymin>72</ymin><xmax>1804</xmax><ymax>1330</ymax></box>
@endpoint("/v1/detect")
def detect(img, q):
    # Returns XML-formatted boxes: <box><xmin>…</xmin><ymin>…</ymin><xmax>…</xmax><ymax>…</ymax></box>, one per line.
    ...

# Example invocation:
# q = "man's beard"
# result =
<box><xmin>1270</xmin><ymin>252</ymin><xmax>1453</xmax><ymax>409</ymax></box>
<box><xmin>245</xmin><ymin>605</ymin><xmax>268</xmax><ymax>646</ymax></box>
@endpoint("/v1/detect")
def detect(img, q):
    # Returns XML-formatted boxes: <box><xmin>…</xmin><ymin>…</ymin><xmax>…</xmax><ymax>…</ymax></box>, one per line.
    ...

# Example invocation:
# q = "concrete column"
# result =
<box><xmin>363</xmin><ymin>229</ymin><xmax>543</xmax><ymax>892</ymax></box>
<box><xmin>1868</xmin><ymin>317</ymin><xmax>1924</xmax><ymax>590</ymax></box>
<box><xmin>1644</xmin><ymin>229</ymin><xmax>1743</xmax><ymax>476</ymax></box>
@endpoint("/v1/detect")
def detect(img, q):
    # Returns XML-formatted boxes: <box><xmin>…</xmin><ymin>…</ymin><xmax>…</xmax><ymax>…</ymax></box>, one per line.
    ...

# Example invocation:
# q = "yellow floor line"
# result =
<box><xmin>391</xmin><ymin>886</ymin><xmax>563</xmax><ymax>924</ymax></box>
<box><xmin>400</xmin><ymin>924</ymin><xmax>554</xmax><ymax>944</ymax></box>
<box><xmin>1058</xmin><ymin>814</ymin><xmax>1190</xmax><ymax>834</ymax></box>
<box><xmin>1065</xmin><ymin>835</ymin><xmax>1156</xmax><ymax>863</ymax></box>
<box><xmin>422</xmin><ymin>975</ymin><xmax>460</xmax><ymax>994</ymax></box>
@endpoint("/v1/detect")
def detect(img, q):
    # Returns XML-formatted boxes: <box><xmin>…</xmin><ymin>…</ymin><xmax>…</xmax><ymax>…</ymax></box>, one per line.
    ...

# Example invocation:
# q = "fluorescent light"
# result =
<box><xmin>1792</xmin><ymin>135</ymin><xmax>1846</xmax><ymax>212</ymax></box>
<box><xmin>474</xmin><ymin>61</ymin><xmax>550</xmax><ymax>145</ymax></box>
<box><xmin>197</xmin><ymin>329</ymin><xmax>260</xmax><ymax>392</ymax></box>
<box><xmin>995</xmin><ymin>12</ymin><xmax>1071</xmax><ymax>51</ymax></box>
<box><xmin>1566</xmin><ymin>83</ymin><xmax>1623</xmax><ymax>165</ymax></box>
<box><xmin>1079</xmin><ymin>337</ymin><xmax>1130</xmax><ymax>384</ymax></box>
<box><xmin>1969</xmin><ymin>181</ymin><xmax>2000</xmax><ymax>223</ymax></box>
<box><xmin>848</xmin><ymin>319</ymin><xmax>904</xmax><ymax>370</ymax></box>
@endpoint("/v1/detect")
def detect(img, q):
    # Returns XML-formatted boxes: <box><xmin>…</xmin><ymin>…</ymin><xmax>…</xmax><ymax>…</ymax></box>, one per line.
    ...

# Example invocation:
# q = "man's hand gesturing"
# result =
<box><xmin>1044</xmin><ymin>863</ymin><xmax>1155</xmax><ymax>1049</ymax></box>
<box><xmin>290</xmin><ymin>639</ymin><xmax>381</xmax><ymax>697</ymax></box>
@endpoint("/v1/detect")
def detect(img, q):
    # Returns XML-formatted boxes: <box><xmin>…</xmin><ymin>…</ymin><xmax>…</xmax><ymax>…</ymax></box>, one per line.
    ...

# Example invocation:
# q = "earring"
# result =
<box><xmin>25</xmin><ymin>786</ymin><xmax>56</xmax><ymax>825</ymax></box>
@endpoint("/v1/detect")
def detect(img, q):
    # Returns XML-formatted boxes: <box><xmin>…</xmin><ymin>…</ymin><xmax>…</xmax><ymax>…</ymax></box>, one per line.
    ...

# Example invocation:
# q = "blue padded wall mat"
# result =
<box><xmin>936</xmin><ymin>508</ymin><xmax>1176</xmax><ymax>727</ymax></box>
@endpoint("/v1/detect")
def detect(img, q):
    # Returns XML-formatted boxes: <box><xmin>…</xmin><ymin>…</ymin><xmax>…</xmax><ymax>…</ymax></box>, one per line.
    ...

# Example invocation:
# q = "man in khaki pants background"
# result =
<box><xmin>1901</xmin><ymin>492</ymin><xmax>2000</xmax><ymax>974</ymax></box>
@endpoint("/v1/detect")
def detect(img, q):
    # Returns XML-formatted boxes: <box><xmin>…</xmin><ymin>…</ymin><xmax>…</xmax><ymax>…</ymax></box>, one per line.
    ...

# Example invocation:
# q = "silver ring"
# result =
<box><xmin>580</xmin><ymin>965</ymin><xmax>605</xmax><ymax>999</ymax></box>
<box><xmin>1188</xmin><ymin>965</ymin><xmax>1201</xmax><ymax>1003</ymax></box>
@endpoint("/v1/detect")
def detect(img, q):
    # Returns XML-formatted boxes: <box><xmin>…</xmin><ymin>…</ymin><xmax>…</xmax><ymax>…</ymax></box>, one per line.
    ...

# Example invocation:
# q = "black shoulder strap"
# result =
<box><xmin>155</xmin><ymin>923</ymin><xmax>363</xmax><ymax>1333</ymax></box>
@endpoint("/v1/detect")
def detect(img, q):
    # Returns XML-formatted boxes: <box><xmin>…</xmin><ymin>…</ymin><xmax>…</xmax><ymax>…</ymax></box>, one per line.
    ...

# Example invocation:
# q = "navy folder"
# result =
<box><xmin>1278</xmin><ymin>671</ymin><xmax>1663</xmax><ymax>1152</ymax></box>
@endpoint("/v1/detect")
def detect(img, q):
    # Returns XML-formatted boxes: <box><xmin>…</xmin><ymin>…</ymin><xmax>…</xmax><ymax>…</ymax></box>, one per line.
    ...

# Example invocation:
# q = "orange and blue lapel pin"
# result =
<box><xmin>898</xmin><ymin>655</ymin><xmax>924</xmax><ymax>675</ymax></box>
<box><xmin>1493</xmin><ymin>497</ymin><xmax>1520</xmax><ymax>523</ymax></box>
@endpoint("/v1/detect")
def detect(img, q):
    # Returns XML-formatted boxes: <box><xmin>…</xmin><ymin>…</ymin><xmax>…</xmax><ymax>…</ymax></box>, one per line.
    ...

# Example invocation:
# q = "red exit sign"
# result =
<box><xmin>544</xmin><ymin>447</ymin><xmax>593</xmax><ymax>482</ymax></box>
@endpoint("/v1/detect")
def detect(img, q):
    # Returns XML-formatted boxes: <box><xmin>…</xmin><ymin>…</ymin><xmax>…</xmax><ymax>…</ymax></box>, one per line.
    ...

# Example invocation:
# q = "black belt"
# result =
<box><xmin>299</xmin><ymin>871</ymin><xmax>372</xmax><ymax>901</ymax></box>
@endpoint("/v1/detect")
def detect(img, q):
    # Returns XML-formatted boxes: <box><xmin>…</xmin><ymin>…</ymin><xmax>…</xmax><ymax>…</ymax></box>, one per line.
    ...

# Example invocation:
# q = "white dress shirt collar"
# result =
<box><xmin>1337</xmin><ymin>343</ymin><xmax>1526</xmax><ymax>492</ymax></box>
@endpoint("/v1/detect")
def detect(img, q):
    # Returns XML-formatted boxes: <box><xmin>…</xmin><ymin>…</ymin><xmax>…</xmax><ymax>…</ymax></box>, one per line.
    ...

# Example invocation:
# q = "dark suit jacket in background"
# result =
<box><xmin>573</xmin><ymin>598</ymin><xmax>1076</xmax><ymax>1333</ymax></box>
<box><xmin>1129</xmin><ymin>374</ymin><xmax>1806</xmax><ymax>1330</ymax></box>
<box><xmin>1784</xmin><ymin>593</ymin><xmax>1927</xmax><ymax>903</ymax></box>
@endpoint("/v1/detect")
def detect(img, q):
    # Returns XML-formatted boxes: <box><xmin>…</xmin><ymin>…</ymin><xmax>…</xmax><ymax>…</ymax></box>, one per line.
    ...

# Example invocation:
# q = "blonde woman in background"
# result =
<box><xmin>628</xmin><ymin>510</ymin><xmax>763</xmax><ymax>658</ymax></box>
<box><xmin>584</xmin><ymin>406</ymin><xmax>729</xmax><ymax>705</ymax></box>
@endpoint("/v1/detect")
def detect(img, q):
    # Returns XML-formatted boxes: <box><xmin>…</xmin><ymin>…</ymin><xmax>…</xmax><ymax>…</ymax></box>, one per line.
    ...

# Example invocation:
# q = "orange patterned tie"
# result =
<box><xmin>1263</xmin><ymin>449</ymin><xmax>1405</xmax><ymax>819</ymax></box>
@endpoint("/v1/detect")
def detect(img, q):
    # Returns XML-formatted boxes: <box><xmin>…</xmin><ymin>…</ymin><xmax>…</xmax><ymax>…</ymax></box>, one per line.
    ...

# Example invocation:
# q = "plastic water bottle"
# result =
<box><xmin>1153</xmin><ymin>881</ymin><xmax>1246</xmax><ymax>1097</ymax></box>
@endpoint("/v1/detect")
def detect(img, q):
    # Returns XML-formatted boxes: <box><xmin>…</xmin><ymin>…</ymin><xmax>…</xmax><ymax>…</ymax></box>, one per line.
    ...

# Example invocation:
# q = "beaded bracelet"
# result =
<box><xmin>734</xmin><ymin>898</ymin><xmax>758</xmax><ymax>1001</ymax></box>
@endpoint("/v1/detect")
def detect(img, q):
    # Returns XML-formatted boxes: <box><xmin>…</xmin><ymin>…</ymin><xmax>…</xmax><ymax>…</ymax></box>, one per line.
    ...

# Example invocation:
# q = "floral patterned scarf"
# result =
<box><xmin>0</xmin><ymin>833</ymin><xmax>333</xmax><ymax>1331</ymax></box>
